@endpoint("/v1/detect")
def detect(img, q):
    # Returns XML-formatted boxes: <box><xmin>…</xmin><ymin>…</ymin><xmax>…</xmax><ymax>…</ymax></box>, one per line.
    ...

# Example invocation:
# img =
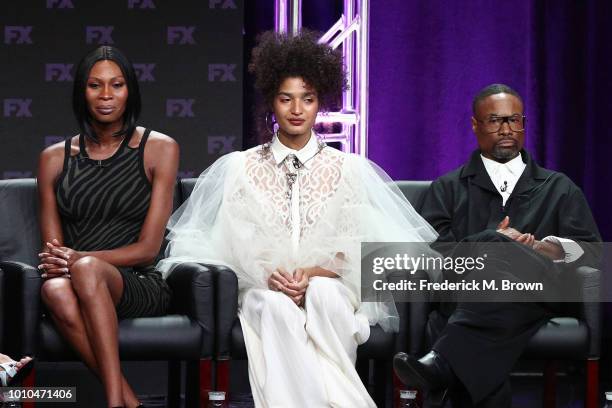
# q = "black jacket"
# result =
<box><xmin>421</xmin><ymin>149</ymin><xmax>601</xmax><ymax>266</ymax></box>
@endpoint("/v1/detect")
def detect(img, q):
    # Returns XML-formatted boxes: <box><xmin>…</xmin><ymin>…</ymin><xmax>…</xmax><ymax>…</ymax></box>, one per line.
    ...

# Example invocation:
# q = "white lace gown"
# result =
<box><xmin>158</xmin><ymin>134</ymin><xmax>437</xmax><ymax>408</ymax></box>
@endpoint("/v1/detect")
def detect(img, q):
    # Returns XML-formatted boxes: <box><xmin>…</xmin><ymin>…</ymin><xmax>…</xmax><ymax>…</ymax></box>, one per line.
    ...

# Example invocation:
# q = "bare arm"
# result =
<box><xmin>38</xmin><ymin>142</ymin><xmax>67</xmax><ymax>246</ymax></box>
<box><xmin>302</xmin><ymin>266</ymin><xmax>337</xmax><ymax>279</ymax></box>
<box><xmin>37</xmin><ymin>142</ymin><xmax>70</xmax><ymax>276</ymax></box>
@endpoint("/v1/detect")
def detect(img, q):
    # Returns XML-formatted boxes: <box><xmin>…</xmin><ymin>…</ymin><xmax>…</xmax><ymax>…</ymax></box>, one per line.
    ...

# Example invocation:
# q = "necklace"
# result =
<box><xmin>258</xmin><ymin>132</ymin><xmax>327</xmax><ymax>200</ymax></box>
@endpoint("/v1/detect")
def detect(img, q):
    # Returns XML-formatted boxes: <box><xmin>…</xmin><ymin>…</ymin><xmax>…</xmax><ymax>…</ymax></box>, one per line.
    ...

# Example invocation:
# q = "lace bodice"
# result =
<box><xmin>241</xmin><ymin>145</ymin><xmax>345</xmax><ymax>244</ymax></box>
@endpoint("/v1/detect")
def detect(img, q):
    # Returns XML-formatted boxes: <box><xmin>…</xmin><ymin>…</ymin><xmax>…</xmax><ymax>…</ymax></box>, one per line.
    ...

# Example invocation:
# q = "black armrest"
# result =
<box><xmin>165</xmin><ymin>262</ymin><xmax>215</xmax><ymax>358</ymax></box>
<box><xmin>572</xmin><ymin>266</ymin><xmax>602</xmax><ymax>358</ymax></box>
<box><xmin>208</xmin><ymin>265</ymin><xmax>238</xmax><ymax>359</ymax></box>
<box><xmin>0</xmin><ymin>261</ymin><xmax>41</xmax><ymax>357</ymax></box>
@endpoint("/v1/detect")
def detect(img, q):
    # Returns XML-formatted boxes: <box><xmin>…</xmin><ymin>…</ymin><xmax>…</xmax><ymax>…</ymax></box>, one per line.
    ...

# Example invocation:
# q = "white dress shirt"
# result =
<box><xmin>481</xmin><ymin>153</ymin><xmax>526</xmax><ymax>206</ymax></box>
<box><xmin>480</xmin><ymin>154</ymin><xmax>583</xmax><ymax>263</ymax></box>
<box><xmin>270</xmin><ymin>132</ymin><xmax>320</xmax><ymax>253</ymax></box>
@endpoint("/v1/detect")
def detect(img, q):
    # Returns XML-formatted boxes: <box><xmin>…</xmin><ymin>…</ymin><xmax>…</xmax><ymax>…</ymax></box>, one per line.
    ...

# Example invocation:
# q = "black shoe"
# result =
<box><xmin>394</xmin><ymin>351</ymin><xmax>455</xmax><ymax>407</ymax></box>
<box><xmin>394</xmin><ymin>351</ymin><xmax>454</xmax><ymax>391</ymax></box>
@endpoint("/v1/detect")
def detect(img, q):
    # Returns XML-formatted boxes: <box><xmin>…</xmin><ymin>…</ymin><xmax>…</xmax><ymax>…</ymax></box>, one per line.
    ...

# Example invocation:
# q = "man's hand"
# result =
<box><xmin>497</xmin><ymin>216</ymin><xmax>511</xmax><ymax>231</ymax></box>
<box><xmin>496</xmin><ymin>216</ymin><xmax>534</xmax><ymax>248</ymax></box>
<box><xmin>514</xmin><ymin>232</ymin><xmax>535</xmax><ymax>247</ymax></box>
<box><xmin>497</xmin><ymin>217</ymin><xmax>565</xmax><ymax>258</ymax></box>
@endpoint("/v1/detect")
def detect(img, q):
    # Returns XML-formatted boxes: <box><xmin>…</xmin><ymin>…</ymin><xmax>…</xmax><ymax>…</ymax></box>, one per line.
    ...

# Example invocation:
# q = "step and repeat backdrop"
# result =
<box><xmin>0</xmin><ymin>0</ymin><xmax>243</xmax><ymax>179</ymax></box>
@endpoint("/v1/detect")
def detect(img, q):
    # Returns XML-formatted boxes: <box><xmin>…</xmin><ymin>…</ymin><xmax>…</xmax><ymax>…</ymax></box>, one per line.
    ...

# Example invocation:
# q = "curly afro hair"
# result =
<box><xmin>248</xmin><ymin>30</ymin><xmax>347</xmax><ymax>110</ymax></box>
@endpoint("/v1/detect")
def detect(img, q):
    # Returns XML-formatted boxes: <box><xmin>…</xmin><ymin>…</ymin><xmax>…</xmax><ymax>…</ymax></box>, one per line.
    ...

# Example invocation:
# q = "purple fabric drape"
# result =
<box><xmin>369</xmin><ymin>0</ymin><xmax>612</xmax><ymax>240</ymax></box>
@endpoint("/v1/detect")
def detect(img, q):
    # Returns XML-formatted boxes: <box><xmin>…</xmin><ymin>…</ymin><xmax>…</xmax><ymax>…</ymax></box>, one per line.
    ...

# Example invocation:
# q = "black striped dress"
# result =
<box><xmin>55</xmin><ymin>129</ymin><xmax>171</xmax><ymax>318</ymax></box>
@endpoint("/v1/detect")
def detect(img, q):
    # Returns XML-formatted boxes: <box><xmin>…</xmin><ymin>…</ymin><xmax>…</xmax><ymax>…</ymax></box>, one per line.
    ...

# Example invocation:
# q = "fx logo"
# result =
<box><xmin>46</xmin><ymin>0</ymin><xmax>74</xmax><ymax>8</ymax></box>
<box><xmin>3</xmin><ymin>99</ymin><xmax>32</xmax><ymax>117</ymax></box>
<box><xmin>208</xmin><ymin>64</ymin><xmax>236</xmax><ymax>82</ymax></box>
<box><xmin>208</xmin><ymin>136</ymin><xmax>236</xmax><ymax>154</ymax></box>
<box><xmin>209</xmin><ymin>0</ymin><xmax>237</xmax><ymax>9</ymax></box>
<box><xmin>86</xmin><ymin>26</ymin><xmax>114</xmax><ymax>44</ymax></box>
<box><xmin>3</xmin><ymin>171</ymin><xmax>33</xmax><ymax>179</ymax></box>
<box><xmin>45</xmin><ymin>64</ymin><xmax>73</xmax><ymax>81</ymax></box>
<box><xmin>44</xmin><ymin>135</ymin><xmax>65</xmax><ymax>147</ymax></box>
<box><xmin>133</xmin><ymin>63</ymin><xmax>156</xmax><ymax>82</ymax></box>
<box><xmin>4</xmin><ymin>26</ymin><xmax>33</xmax><ymax>44</ymax></box>
<box><xmin>128</xmin><ymin>0</ymin><xmax>156</xmax><ymax>9</ymax></box>
<box><xmin>167</xmin><ymin>26</ymin><xmax>196</xmax><ymax>45</ymax></box>
<box><xmin>177</xmin><ymin>170</ymin><xmax>196</xmax><ymax>178</ymax></box>
<box><xmin>166</xmin><ymin>99</ymin><xmax>195</xmax><ymax>118</ymax></box>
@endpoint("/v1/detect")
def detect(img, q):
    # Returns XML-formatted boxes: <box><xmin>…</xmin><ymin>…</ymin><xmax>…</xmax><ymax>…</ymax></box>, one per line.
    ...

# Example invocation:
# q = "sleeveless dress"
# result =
<box><xmin>55</xmin><ymin>129</ymin><xmax>172</xmax><ymax>319</ymax></box>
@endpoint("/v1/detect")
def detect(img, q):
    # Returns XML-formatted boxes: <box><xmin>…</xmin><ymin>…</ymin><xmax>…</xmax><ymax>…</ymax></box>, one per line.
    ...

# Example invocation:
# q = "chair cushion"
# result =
<box><xmin>0</xmin><ymin>179</ymin><xmax>40</xmax><ymax>266</ymax></box>
<box><xmin>231</xmin><ymin>320</ymin><xmax>247</xmax><ymax>359</ymax></box>
<box><xmin>180</xmin><ymin>178</ymin><xmax>198</xmax><ymax>201</ymax></box>
<box><xmin>394</xmin><ymin>180</ymin><xmax>432</xmax><ymax>211</ymax></box>
<box><xmin>230</xmin><ymin>320</ymin><xmax>395</xmax><ymax>360</ymax></box>
<box><xmin>40</xmin><ymin>315</ymin><xmax>202</xmax><ymax>361</ymax></box>
<box><xmin>522</xmin><ymin>317</ymin><xmax>589</xmax><ymax>360</ymax></box>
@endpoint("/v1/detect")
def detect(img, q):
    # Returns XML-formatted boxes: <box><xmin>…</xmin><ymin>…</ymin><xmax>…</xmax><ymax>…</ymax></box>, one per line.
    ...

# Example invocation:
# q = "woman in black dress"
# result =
<box><xmin>37</xmin><ymin>46</ymin><xmax>178</xmax><ymax>408</ymax></box>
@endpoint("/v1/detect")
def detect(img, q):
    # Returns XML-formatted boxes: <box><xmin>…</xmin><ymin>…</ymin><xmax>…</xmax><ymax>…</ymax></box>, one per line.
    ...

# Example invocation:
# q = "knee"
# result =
<box><xmin>70</xmin><ymin>256</ymin><xmax>105</xmax><ymax>299</ymax></box>
<box><xmin>41</xmin><ymin>278</ymin><xmax>72</xmax><ymax>305</ymax></box>
<box><xmin>257</xmin><ymin>290</ymin><xmax>300</xmax><ymax>326</ymax></box>
<box><xmin>70</xmin><ymin>256</ymin><xmax>101</xmax><ymax>275</ymax></box>
<box><xmin>40</xmin><ymin>279</ymin><xmax>80</xmax><ymax>327</ymax></box>
<box><xmin>306</xmin><ymin>277</ymin><xmax>342</xmax><ymax>311</ymax></box>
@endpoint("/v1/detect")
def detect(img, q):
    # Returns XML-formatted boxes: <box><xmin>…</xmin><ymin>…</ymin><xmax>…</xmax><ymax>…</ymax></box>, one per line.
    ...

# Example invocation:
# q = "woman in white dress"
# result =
<box><xmin>158</xmin><ymin>31</ymin><xmax>437</xmax><ymax>408</ymax></box>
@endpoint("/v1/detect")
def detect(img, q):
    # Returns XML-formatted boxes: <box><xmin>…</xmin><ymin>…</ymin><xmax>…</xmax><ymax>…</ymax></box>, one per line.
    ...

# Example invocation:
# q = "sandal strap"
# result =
<box><xmin>0</xmin><ymin>362</ymin><xmax>17</xmax><ymax>378</ymax></box>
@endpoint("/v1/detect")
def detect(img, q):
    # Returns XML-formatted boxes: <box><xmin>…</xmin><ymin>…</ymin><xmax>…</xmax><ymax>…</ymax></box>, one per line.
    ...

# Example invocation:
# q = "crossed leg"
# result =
<box><xmin>41</xmin><ymin>256</ymin><xmax>140</xmax><ymax>408</ymax></box>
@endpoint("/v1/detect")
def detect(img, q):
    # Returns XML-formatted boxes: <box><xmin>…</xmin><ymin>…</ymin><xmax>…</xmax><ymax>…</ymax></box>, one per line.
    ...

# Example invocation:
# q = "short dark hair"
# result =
<box><xmin>248</xmin><ymin>30</ymin><xmax>347</xmax><ymax>110</ymax></box>
<box><xmin>72</xmin><ymin>46</ymin><xmax>141</xmax><ymax>143</ymax></box>
<box><xmin>472</xmin><ymin>83</ymin><xmax>523</xmax><ymax>115</ymax></box>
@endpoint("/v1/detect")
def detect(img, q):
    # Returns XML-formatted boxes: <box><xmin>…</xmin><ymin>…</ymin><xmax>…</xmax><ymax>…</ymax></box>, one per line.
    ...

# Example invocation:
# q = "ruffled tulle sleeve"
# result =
<box><xmin>296</xmin><ymin>153</ymin><xmax>438</xmax><ymax>332</ymax></box>
<box><xmin>156</xmin><ymin>151</ymin><xmax>244</xmax><ymax>278</ymax></box>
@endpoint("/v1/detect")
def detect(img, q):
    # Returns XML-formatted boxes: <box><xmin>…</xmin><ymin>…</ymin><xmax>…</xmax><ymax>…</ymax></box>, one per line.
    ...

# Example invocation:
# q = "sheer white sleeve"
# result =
<box><xmin>296</xmin><ymin>153</ymin><xmax>438</xmax><ymax>332</ymax></box>
<box><xmin>156</xmin><ymin>152</ymin><xmax>244</xmax><ymax>278</ymax></box>
<box><xmin>157</xmin><ymin>147</ymin><xmax>438</xmax><ymax>332</ymax></box>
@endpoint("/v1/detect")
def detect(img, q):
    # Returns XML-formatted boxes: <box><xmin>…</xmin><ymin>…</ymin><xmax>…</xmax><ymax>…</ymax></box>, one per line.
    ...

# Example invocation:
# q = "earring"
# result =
<box><xmin>265</xmin><ymin>111</ymin><xmax>277</xmax><ymax>135</ymax></box>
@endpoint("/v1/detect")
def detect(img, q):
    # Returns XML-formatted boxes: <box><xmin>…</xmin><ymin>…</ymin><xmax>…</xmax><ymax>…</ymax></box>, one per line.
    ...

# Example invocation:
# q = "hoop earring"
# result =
<box><xmin>265</xmin><ymin>111</ymin><xmax>277</xmax><ymax>135</ymax></box>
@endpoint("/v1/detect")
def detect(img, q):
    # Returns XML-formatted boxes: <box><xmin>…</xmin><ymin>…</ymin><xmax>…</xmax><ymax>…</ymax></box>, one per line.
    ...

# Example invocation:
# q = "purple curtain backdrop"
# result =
<box><xmin>368</xmin><ymin>0</ymin><xmax>612</xmax><ymax>241</ymax></box>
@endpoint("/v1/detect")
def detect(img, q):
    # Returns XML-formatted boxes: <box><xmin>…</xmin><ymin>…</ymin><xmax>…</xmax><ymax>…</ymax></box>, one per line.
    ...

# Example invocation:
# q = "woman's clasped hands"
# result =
<box><xmin>267</xmin><ymin>267</ymin><xmax>310</xmax><ymax>306</ymax></box>
<box><xmin>37</xmin><ymin>238</ymin><xmax>83</xmax><ymax>279</ymax></box>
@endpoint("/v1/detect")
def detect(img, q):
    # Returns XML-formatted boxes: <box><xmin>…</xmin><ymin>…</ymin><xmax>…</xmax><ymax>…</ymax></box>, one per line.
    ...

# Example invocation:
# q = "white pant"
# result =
<box><xmin>239</xmin><ymin>277</ymin><xmax>375</xmax><ymax>408</ymax></box>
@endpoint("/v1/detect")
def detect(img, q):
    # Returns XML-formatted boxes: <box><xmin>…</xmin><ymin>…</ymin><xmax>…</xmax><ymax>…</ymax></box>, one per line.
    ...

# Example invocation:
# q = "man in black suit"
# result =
<box><xmin>393</xmin><ymin>84</ymin><xmax>601</xmax><ymax>407</ymax></box>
